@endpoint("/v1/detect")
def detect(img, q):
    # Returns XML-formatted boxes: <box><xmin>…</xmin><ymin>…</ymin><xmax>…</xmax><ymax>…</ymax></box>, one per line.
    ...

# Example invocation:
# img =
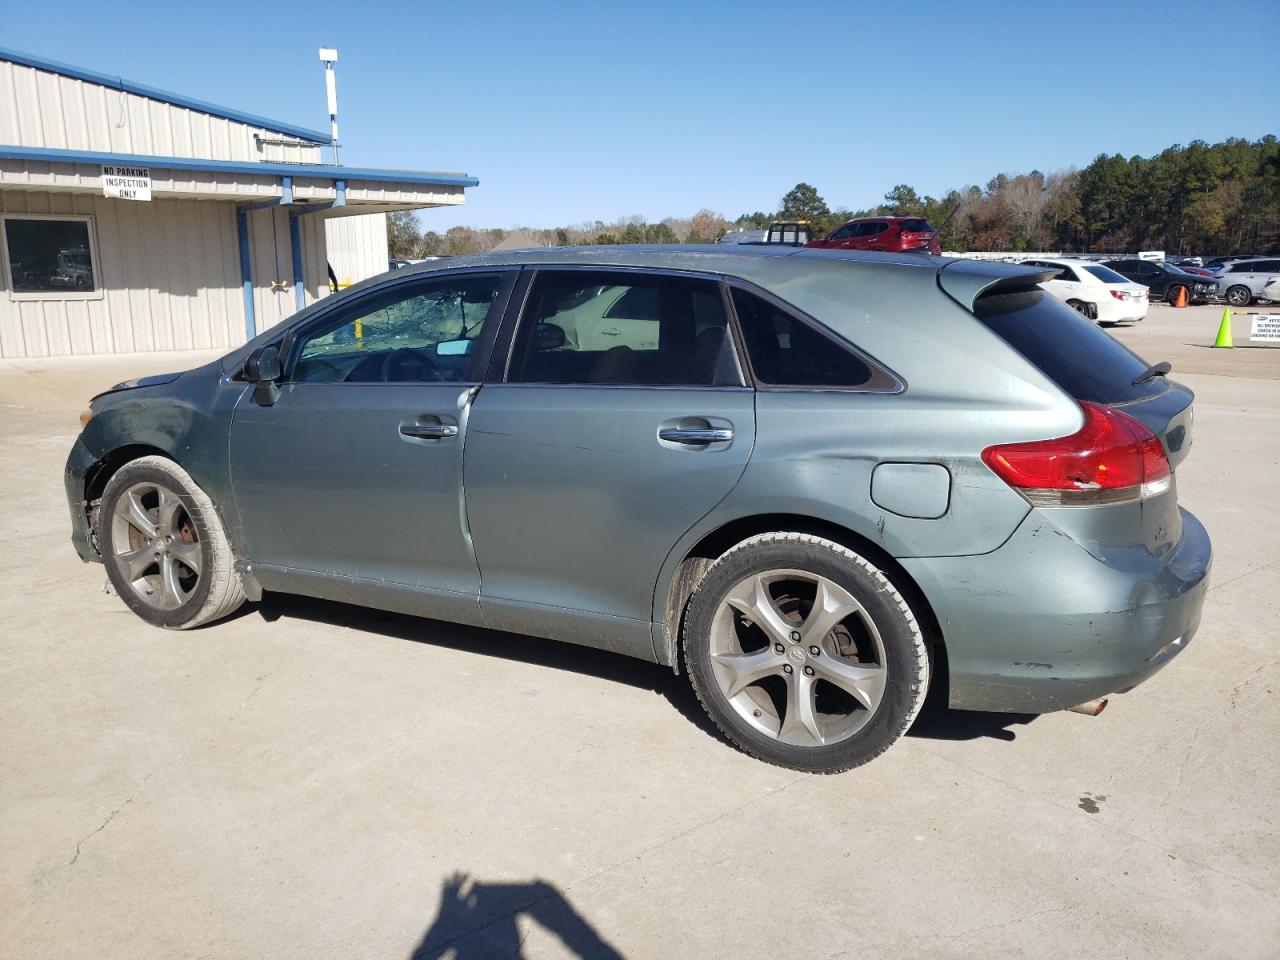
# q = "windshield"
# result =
<box><xmin>1084</xmin><ymin>265</ymin><xmax>1129</xmax><ymax>284</ymax></box>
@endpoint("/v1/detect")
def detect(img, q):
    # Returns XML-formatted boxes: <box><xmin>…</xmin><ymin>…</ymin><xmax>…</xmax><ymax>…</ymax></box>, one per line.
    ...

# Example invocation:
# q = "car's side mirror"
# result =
<box><xmin>244</xmin><ymin>345</ymin><xmax>282</xmax><ymax>405</ymax></box>
<box><xmin>534</xmin><ymin>322</ymin><xmax>566</xmax><ymax>351</ymax></box>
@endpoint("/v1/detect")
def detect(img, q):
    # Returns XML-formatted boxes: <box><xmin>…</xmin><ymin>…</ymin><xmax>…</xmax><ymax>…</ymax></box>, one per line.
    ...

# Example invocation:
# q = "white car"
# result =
<box><xmin>1019</xmin><ymin>258</ymin><xmax>1149</xmax><ymax>324</ymax></box>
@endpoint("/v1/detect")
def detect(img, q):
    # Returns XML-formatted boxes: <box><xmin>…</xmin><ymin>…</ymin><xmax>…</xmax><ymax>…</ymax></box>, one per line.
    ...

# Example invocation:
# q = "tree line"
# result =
<box><xmin>388</xmin><ymin>136</ymin><xmax>1279</xmax><ymax>259</ymax></box>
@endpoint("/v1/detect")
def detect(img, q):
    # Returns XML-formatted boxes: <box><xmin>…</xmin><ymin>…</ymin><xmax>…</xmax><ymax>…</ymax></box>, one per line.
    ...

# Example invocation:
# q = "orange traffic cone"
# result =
<box><xmin>1174</xmin><ymin>285</ymin><xmax>1188</xmax><ymax>308</ymax></box>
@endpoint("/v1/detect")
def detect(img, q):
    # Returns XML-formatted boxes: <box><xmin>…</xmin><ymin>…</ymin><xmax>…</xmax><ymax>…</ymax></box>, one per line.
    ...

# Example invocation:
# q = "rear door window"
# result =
<box><xmin>974</xmin><ymin>289</ymin><xmax>1165</xmax><ymax>404</ymax></box>
<box><xmin>508</xmin><ymin>271</ymin><xmax>739</xmax><ymax>386</ymax></box>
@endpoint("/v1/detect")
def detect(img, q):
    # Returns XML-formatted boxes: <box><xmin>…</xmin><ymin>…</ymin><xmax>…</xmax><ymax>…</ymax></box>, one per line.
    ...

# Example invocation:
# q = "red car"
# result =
<box><xmin>807</xmin><ymin>216</ymin><xmax>941</xmax><ymax>255</ymax></box>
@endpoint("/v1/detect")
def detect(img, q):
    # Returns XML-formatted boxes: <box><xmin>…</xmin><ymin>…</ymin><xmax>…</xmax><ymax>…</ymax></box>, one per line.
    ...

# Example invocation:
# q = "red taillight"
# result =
<box><xmin>981</xmin><ymin>402</ymin><xmax>1171</xmax><ymax>505</ymax></box>
<box><xmin>1109</xmin><ymin>289</ymin><xmax>1128</xmax><ymax>301</ymax></box>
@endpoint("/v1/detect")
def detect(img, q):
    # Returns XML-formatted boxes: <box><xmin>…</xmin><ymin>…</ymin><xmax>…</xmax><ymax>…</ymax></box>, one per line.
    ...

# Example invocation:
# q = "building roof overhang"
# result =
<box><xmin>0</xmin><ymin>144</ymin><xmax>478</xmax><ymax>189</ymax></box>
<box><xmin>0</xmin><ymin>46</ymin><xmax>333</xmax><ymax>144</ymax></box>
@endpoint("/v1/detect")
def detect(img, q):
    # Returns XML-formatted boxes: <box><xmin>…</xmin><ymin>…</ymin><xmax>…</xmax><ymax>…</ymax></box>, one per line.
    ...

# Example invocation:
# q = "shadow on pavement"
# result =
<box><xmin>411</xmin><ymin>872</ymin><xmax>623</xmax><ymax>959</ymax></box>
<box><xmin>248</xmin><ymin>593</ymin><xmax>730</xmax><ymax>745</ymax></box>
<box><xmin>908</xmin><ymin>709</ymin><xmax>1037</xmax><ymax>742</ymax></box>
<box><xmin>247</xmin><ymin>594</ymin><xmax>1033</xmax><ymax>749</ymax></box>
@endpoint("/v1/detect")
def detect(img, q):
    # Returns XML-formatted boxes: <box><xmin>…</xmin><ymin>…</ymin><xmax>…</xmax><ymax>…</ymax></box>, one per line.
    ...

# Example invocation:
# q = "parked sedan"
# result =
<box><xmin>1213</xmin><ymin>257</ymin><xmax>1280</xmax><ymax>306</ymax></box>
<box><xmin>807</xmin><ymin>217</ymin><xmax>941</xmax><ymax>255</ymax></box>
<box><xmin>1019</xmin><ymin>257</ymin><xmax>1148</xmax><ymax>324</ymax></box>
<box><xmin>65</xmin><ymin>248</ymin><xmax>1210</xmax><ymax>773</ymax></box>
<box><xmin>1102</xmin><ymin>259</ymin><xmax>1217</xmax><ymax>304</ymax></box>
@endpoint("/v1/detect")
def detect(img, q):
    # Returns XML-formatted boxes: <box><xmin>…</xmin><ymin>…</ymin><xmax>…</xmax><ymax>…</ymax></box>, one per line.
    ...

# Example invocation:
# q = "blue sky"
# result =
<box><xmin>6</xmin><ymin>0</ymin><xmax>1278</xmax><ymax>231</ymax></box>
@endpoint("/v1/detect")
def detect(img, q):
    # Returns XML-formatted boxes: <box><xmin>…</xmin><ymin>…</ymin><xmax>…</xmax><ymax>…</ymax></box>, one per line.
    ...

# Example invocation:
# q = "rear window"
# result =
<box><xmin>1084</xmin><ymin>264</ymin><xmax>1128</xmax><ymax>283</ymax></box>
<box><xmin>898</xmin><ymin>219</ymin><xmax>934</xmax><ymax>233</ymax></box>
<box><xmin>974</xmin><ymin>289</ymin><xmax>1165</xmax><ymax>404</ymax></box>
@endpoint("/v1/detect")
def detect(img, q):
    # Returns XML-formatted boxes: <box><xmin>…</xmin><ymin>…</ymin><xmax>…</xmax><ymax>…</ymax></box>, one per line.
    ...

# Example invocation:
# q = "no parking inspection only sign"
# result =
<box><xmin>101</xmin><ymin>165</ymin><xmax>151</xmax><ymax>201</ymax></box>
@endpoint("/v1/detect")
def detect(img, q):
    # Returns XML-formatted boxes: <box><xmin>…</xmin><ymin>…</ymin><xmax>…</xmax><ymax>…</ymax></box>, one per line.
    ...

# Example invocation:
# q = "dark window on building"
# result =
<box><xmin>3</xmin><ymin>217</ymin><xmax>97</xmax><ymax>293</ymax></box>
<box><xmin>731</xmin><ymin>287</ymin><xmax>877</xmax><ymax>388</ymax></box>
<box><xmin>509</xmin><ymin>271</ymin><xmax>738</xmax><ymax>386</ymax></box>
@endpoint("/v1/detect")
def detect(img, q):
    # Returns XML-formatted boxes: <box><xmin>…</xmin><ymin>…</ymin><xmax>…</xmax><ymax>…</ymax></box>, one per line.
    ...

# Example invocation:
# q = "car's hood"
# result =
<box><xmin>91</xmin><ymin>371</ymin><xmax>185</xmax><ymax>402</ymax></box>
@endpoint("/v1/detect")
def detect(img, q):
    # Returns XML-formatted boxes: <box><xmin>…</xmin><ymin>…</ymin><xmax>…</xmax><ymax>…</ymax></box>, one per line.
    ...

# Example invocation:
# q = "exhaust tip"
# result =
<box><xmin>1067</xmin><ymin>698</ymin><xmax>1108</xmax><ymax>717</ymax></box>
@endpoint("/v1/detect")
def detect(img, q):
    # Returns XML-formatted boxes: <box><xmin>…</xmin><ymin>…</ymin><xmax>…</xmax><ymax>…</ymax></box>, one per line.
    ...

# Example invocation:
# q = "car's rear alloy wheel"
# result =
<box><xmin>1066</xmin><ymin>299</ymin><xmax>1093</xmax><ymax>320</ymax></box>
<box><xmin>99</xmin><ymin>456</ymin><xmax>246</xmax><ymax>629</ymax></box>
<box><xmin>684</xmin><ymin>533</ymin><xmax>929</xmax><ymax>773</ymax></box>
<box><xmin>1226</xmin><ymin>285</ymin><xmax>1252</xmax><ymax>307</ymax></box>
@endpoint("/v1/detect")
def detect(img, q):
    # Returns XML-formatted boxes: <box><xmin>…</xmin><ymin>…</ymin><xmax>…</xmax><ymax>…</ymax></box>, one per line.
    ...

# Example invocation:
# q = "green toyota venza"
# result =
<box><xmin>65</xmin><ymin>247</ymin><xmax>1211</xmax><ymax>772</ymax></box>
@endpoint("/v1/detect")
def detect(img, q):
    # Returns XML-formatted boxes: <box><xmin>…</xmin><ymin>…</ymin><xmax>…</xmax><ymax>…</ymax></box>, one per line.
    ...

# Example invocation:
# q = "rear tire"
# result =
<box><xmin>1226</xmin><ymin>285</ymin><xmax>1252</xmax><ymax>307</ymax></box>
<box><xmin>683</xmin><ymin>533</ymin><xmax>929</xmax><ymax>773</ymax></box>
<box><xmin>98</xmin><ymin>455</ymin><xmax>246</xmax><ymax>629</ymax></box>
<box><xmin>1066</xmin><ymin>299</ymin><xmax>1096</xmax><ymax>321</ymax></box>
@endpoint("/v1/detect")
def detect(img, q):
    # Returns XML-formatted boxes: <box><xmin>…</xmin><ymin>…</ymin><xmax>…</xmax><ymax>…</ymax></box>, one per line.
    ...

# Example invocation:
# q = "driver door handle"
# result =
<box><xmin>658</xmin><ymin>427</ymin><xmax>733</xmax><ymax>444</ymax></box>
<box><xmin>400</xmin><ymin>421</ymin><xmax>458</xmax><ymax>440</ymax></box>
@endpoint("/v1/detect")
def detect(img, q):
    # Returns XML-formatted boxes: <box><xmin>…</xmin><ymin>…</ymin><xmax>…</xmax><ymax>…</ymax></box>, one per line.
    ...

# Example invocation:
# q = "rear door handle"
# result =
<box><xmin>399</xmin><ymin>420</ymin><xmax>458</xmax><ymax>440</ymax></box>
<box><xmin>658</xmin><ymin>427</ymin><xmax>733</xmax><ymax>444</ymax></box>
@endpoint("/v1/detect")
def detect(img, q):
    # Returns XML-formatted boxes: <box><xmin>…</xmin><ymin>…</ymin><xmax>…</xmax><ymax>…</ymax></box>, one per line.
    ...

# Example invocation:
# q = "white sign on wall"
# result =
<box><xmin>101</xmin><ymin>165</ymin><xmax>152</xmax><ymax>201</ymax></box>
<box><xmin>1138</xmin><ymin>250</ymin><xmax>1165</xmax><ymax>261</ymax></box>
<box><xmin>1250</xmin><ymin>314</ymin><xmax>1280</xmax><ymax>343</ymax></box>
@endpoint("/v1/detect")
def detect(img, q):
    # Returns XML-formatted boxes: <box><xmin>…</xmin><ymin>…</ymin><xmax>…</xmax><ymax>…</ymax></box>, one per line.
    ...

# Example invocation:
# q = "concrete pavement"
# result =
<box><xmin>1</xmin><ymin>309</ymin><xmax>1277</xmax><ymax>959</ymax></box>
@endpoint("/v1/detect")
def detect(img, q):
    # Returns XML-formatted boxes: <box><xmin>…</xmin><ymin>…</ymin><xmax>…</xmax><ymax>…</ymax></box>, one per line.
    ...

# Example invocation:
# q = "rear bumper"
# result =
<box><xmin>1099</xmin><ymin>300</ymin><xmax>1148</xmax><ymax>323</ymax></box>
<box><xmin>901</xmin><ymin>507</ymin><xmax>1211</xmax><ymax>713</ymax></box>
<box><xmin>65</xmin><ymin>436</ymin><xmax>99</xmax><ymax>563</ymax></box>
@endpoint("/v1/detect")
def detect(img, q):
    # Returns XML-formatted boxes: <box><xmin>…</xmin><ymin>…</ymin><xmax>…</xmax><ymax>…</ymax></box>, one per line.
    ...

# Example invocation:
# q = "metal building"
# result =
<box><xmin>0</xmin><ymin>47</ymin><xmax>476</xmax><ymax>359</ymax></box>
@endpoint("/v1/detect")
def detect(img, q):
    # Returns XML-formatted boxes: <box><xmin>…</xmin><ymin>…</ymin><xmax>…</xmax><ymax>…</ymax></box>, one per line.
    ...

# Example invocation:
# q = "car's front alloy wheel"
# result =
<box><xmin>684</xmin><ymin>533</ymin><xmax>929</xmax><ymax>773</ymax></box>
<box><xmin>99</xmin><ymin>455</ymin><xmax>246</xmax><ymax>629</ymax></box>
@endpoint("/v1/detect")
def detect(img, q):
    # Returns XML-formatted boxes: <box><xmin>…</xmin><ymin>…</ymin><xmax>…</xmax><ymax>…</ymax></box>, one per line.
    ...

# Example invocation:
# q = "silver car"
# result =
<box><xmin>1214</xmin><ymin>257</ymin><xmax>1280</xmax><ymax>306</ymax></box>
<box><xmin>65</xmin><ymin>248</ymin><xmax>1211</xmax><ymax>773</ymax></box>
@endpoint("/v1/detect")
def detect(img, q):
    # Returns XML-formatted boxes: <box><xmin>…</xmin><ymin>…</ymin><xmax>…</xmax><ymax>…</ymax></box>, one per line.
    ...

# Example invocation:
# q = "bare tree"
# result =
<box><xmin>1000</xmin><ymin>171</ymin><xmax>1050</xmax><ymax>249</ymax></box>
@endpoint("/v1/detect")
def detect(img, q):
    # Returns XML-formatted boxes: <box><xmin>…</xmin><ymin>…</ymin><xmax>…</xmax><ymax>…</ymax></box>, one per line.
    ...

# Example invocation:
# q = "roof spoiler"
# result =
<box><xmin>938</xmin><ymin>259</ymin><xmax>1059</xmax><ymax>312</ymax></box>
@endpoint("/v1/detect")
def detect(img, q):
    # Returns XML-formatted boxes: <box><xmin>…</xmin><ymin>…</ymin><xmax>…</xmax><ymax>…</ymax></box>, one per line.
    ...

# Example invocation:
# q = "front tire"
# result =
<box><xmin>98</xmin><ymin>455</ymin><xmax>246</xmax><ymax>629</ymax></box>
<box><xmin>1226</xmin><ymin>285</ymin><xmax>1252</xmax><ymax>307</ymax></box>
<box><xmin>683</xmin><ymin>533</ymin><xmax>929</xmax><ymax>773</ymax></box>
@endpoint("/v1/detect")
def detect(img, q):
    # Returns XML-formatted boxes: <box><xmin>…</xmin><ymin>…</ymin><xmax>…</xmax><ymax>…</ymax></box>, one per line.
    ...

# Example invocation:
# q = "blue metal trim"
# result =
<box><xmin>335</xmin><ymin>179</ymin><xmax>347</xmax><ymax>207</ymax></box>
<box><xmin>0</xmin><ymin>46</ymin><xmax>331</xmax><ymax>144</ymax></box>
<box><xmin>0</xmin><ymin>144</ymin><xmax>479</xmax><ymax>188</ymax></box>
<box><xmin>289</xmin><ymin>215</ymin><xmax>305</xmax><ymax>312</ymax></box>
<box><xmin>281</xmin><ymin>176</ymin><xmax>294</xmax><ymax>204</ymax></box>
<box><xmin>236</xmin><ymin>209</ymin><xmax>256</xmax><ymax>340</ymax></box>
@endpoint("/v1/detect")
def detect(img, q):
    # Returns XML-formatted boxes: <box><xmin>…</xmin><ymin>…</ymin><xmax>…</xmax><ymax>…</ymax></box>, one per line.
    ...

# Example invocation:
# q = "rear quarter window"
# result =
<box><xmin>731</xmin><ymin>287</ymin><xmax>898</xmax><ymax>390</ymax></box>
<box><xmin>974</xmin><ymin>289</ymin><xmax>1165</xmax><ymax>405</ymax></box>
